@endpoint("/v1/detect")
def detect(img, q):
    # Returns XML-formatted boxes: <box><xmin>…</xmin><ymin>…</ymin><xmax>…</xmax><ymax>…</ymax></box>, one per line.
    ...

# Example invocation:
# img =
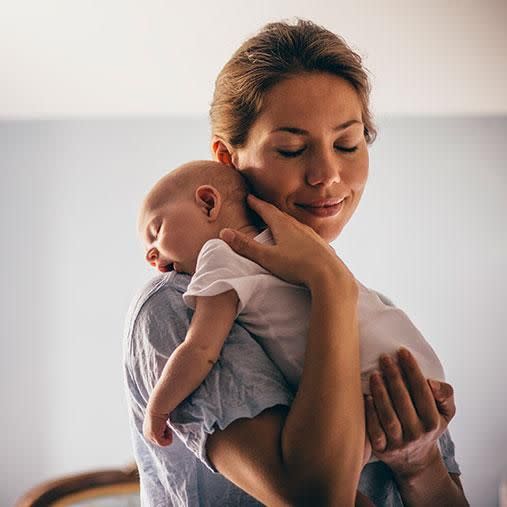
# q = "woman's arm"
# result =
<box><xmin>207</xmin><ymin>195</ymin><xmax>364</xmax><ymax>506</ymax></box>
<box><xmin>206</xmin><ymin>275</ymin><xmax>361</xmax><ymax>506</ymax></box>
<box><xmin>144</xmin><ymin>290</ymin><xmax>239</xmax><ymax>445</ymax></box>
<box><xmin>281</xmin><ymin>269</ymin><xmax>363</xmax><ymax>502</ymax></box>
<box><xmin>364</xmin><ymin>348</ymin><xmax>469</xmax><ymax>506</ymax></box>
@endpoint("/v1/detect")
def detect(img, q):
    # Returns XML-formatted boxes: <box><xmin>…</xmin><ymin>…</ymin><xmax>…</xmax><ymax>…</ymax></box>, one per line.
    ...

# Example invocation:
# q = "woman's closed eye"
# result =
<box><xmin>277</xmin><ymin>148</ymin><xmax>305</xmax><ymax>158</ymax></box>
<box><xmin>277</xmin><ymin>145</ymin><xmax>359</xmax><ymax>158</ymax></box>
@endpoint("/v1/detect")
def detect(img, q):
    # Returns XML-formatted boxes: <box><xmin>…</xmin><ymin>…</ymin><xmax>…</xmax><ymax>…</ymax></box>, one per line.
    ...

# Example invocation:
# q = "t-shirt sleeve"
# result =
<box><xmin>129</xmin><ymin>279</ymin><xmax>294</xmax><ymax>474</ymax></box>
<box><xmin>183</xmin><ymin>238</ymin><xmax>265</xmax><ymax>317</ymax></box>
<box><xmin>169</xmin><ymin>321</ymin><xmax>294</xmax><ymax>473</ymax></box>
<box><xmin>438</xmin><ymin>428</ymin><xmax>461</xmax><ymax>475</ymax></box>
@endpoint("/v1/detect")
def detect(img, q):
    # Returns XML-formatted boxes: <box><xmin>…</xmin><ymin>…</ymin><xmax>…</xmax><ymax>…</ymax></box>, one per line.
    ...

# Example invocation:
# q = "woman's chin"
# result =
<box><xmin>282</xmin><ymin>204</ymin><xmax>346</xmax><ymax>243</ymax></box>
<box><xmin>299</xmin><ymin>215</ymin><xmax>344</xmax><ymax>243</ymax></box>
<box><xmin>317</xmin><ymin>226</ymin><xmax>342</xmax><ymax>243</ymax></box>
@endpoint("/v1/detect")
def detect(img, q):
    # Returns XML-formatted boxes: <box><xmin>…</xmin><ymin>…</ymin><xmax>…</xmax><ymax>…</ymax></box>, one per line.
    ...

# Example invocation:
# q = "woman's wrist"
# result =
<box><xmin>306</xmin><ymin>261</ymin><xmax>358</xmax><ymax>302</ymax></box>
<box><xmin>392</xmin><ymin>444</ymin><xmax>467</xmax><ymax>506</ymax></box>
<box><xmin>392</xmin><ymin>443</ymin><xmax>442</xmax><ymax>483</ymax></box>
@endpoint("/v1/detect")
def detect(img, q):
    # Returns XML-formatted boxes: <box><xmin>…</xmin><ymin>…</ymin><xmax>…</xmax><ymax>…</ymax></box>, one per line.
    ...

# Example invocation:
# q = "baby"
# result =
<box><xmin>137</xmin><ymin>160</ymin><xmax>446</xmax><ymax>461</ymax></box>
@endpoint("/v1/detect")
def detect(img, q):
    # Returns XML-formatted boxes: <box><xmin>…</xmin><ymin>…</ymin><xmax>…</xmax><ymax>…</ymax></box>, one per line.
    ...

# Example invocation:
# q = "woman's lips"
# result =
<box><xmin>296</xmin><ymin>198</ymin><xmax>346</xmax><ymax>217</ymax></box>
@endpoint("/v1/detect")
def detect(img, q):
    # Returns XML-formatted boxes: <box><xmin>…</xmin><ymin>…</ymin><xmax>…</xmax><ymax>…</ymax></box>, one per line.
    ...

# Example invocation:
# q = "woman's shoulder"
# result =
<box><xmin>124</xmin><ymin>272</ymin><xmax>192</xmax><ymax>345</ymax></box>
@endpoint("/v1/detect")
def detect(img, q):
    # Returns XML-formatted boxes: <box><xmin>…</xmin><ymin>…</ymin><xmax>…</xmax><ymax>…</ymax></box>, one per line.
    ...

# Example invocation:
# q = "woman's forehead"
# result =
<box><xmin>256</xmin><ymin>73</ymin><xmax>362</xmax><ymax>129</ymax></box>
<box><xmin>269</xmin><ymin>119</ymin><xmax>363</xmax><ymax>137</ymax></box>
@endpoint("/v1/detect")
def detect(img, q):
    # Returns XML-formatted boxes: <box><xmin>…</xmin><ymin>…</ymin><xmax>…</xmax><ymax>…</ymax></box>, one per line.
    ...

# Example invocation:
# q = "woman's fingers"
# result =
<box><xmin>245</xmin><ymin>194</ymin><xmax>278</xmax><ymax>212</ymax></box>
<box><xmin>365</xmin><ymin>351</ymin><xmax>458</xmax><ymax>472</ymax></box>
<box><xmin>397</xmin><ymin>348</ymin><xmax>441</xmax><ymax>432</ymax></box>
<box><xmin>222</xmin><ymin>194</ymin><xmax>355</xmax><ymax>289</ymax></box>
<box><xmin>245</xmin><ymin>195</ymin><xmax>288</xmax><ymax>227</ymax></box>
<box><xmin>366</xmin><ymin>351</ymin><xmax>456</xmax><ymax>461</ymax></box>
<box><xmin>219</xmin><ymin>227</ymin><xmax>271</xmax><ymax>267</ymax></box>
<box><xmin>219</xmin><ymin>195</ymin><xmax>289</xmax><ymax>267</ymax></box>
<box><xmin>364</xmin><ymin>394</ymin><xmax>387</xmax><ymax>453</ymax></box>
<box><xmin>245</xmin><ymin>194</ymin><xmax>304</xmax><ymax>240</ymax></box>
<box><xmin>427</xmin><ymin>378</ymin><xmax>456</xmax><ymax>424</ymax></box>
<box><xmin>369</xmin><ymin>371</ymin><xmax>403</xmax><ymax>447</ymax></box>
<box><xmin>378</xmin><ymin>354</ymin><xmax>423</xmax><ymax>441</ymax></box>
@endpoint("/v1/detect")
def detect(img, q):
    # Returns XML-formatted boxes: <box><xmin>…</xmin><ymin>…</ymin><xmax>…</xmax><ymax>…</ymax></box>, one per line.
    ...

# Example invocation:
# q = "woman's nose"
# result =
<box><xmin>305</xmin><ymin>149</ymin><xmax>342</xmax><ymax>187</ymax></box>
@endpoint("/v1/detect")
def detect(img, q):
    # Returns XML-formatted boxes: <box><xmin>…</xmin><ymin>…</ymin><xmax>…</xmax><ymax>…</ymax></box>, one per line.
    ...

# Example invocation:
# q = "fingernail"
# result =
<box><xmin>380</xmin><ymin>354</ymin><xmax>392</xmax><ymax>367</ymax></box>
<box><xmin>219</xmin><ymin>229</ymin><xmax>234</xmax><ymax>242</ymax></box>
<box><xmin>398</xmin><ymin>347</ymin><xmax>410</xmax><ymax>359</ymax></box>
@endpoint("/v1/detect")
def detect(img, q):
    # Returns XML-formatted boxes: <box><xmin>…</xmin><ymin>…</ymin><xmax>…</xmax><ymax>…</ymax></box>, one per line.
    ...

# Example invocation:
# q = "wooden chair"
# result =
<box><xmin>15</xmin><ymin>462</ymin><xmax>140</xmax><ymax>507</ymax></box>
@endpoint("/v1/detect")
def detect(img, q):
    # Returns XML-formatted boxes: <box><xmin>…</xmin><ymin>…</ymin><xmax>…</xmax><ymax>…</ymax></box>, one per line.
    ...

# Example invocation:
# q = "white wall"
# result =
<box><xmin>1</xmin><ymin>116</ymin><xmax>506</xmax><ymax>506</ymax></box>
<box><xmin>1</xmin><ymin>2</ymin><xmax>506</xmax><ymax>504</ymax></box>
<box><xmin>1</xmin><ymin>0</ymin><xmax>506</xmax><ymax>117</ymax></box>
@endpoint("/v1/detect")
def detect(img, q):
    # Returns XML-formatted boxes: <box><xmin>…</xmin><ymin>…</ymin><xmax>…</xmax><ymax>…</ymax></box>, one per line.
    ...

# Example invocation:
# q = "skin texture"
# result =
<box><xmin>137</xmin><ymin>161</ymin><xmax>258</xmax><ymax>275</ymax></box>
<box><xmin>141</xmin><ymin>192</ymin><xmax>215</xmax><ymax>274</ymax></box>
<box><xmin>210</xmin><ymin>73</ymin><xmax>372</xmax><ymax>505</ymax></box>
<box><xmin>219</xmin><ymin>195</ymin><xmax>365</xmax><ymax>505</ymax></box>
<box><xmin>364</xmin><ymin>349</ymin><xmax>467</xmax><ymax>505</ymax></box>
<box><xmin>222</xmin><ymin>72</ymin><xmax>369</xmax><ymax>243</ymax></box>
<box><xmin>209</xmin><ymin>71</ymin><xmax>468</xmax><ymax>505</ymax></box>
<box><xmin>138</xmin><ymin>162</ymin><xmax>263</xmax><ymax>447</ymax></box>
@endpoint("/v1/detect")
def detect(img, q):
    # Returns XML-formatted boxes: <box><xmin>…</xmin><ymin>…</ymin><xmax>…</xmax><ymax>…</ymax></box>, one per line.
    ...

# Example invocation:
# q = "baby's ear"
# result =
<box><xmin>195</xmin><ymin>185</ymin><xmax>222</xmax><ymax>221</ymax></box>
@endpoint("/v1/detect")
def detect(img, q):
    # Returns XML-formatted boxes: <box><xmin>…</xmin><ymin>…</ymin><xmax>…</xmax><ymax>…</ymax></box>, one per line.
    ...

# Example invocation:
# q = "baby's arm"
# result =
<box><xmin>143</xmin><ymin>289</ymin><xmax>239</xmax><ymax>446</ymax></box>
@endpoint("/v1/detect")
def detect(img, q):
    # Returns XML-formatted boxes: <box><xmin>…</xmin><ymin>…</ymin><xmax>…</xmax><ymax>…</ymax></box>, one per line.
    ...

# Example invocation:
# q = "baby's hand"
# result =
<box><xmin>143</xmin><ymin>411</ymin><xmax>173</xmax><ymax>447</ymax></box>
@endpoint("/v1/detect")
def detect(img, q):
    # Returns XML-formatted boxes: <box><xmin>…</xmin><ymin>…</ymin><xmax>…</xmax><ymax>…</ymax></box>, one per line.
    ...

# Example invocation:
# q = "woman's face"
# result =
<box><xmin>232</xmin><ymin>72</ymin><xmax>369</xmax><ymax>242</ymax></box>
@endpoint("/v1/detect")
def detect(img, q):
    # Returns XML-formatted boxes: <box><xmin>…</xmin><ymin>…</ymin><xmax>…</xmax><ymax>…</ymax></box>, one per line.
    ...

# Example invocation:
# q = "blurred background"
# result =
<box><xmin>1</xmin><ymin>1</ymin><xmax>506</xmax><ymax>505</ymax></box>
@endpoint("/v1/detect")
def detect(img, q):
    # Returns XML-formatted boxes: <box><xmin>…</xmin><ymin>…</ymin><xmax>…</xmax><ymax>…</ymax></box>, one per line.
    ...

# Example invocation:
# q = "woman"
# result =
<box><xmin>124</xmin><ymin>20</ymin><xmax>468</xmax><ymax>505</ymax></box>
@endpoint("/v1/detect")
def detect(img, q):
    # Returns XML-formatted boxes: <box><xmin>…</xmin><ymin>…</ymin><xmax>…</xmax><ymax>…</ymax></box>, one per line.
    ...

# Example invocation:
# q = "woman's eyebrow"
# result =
<box><xmin>270</xmin><ymin>119</ymin><xmax>363</xmax><ymax>135</ymax></box>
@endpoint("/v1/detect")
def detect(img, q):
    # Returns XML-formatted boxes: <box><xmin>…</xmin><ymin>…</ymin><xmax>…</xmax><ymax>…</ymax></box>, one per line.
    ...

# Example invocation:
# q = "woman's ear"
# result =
<box><xmin>195</xmin><ymin>185</ymin><xmax>222</xmax><ymax>222</ymax></box>
<box><xmin>211</xmin><ymin>136</ymin><xmax>237</xmax><ymax>167</ymax></box>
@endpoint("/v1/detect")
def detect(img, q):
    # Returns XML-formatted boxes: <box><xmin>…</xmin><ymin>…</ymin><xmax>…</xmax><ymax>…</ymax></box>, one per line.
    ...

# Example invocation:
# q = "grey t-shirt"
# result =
<box><xmin>123</xmin><ymin>272</ymin><xmax>461</xmax><ymax>506</ymax></box>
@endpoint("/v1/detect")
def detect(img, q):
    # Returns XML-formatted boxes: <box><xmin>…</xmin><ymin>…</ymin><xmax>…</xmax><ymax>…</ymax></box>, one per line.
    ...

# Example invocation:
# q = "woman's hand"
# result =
<box><xmin>364</xmin><ymin>347</ymin><xmax>456</xmax><ymax>479</ymax></box>
<box><xmin>220</xmin><ymin>194</ymin><xmax>367</xmax><ymax>504</ymax></box>
<box><xmin>220</xmin><ymin>194</ymin><xmax>357</xmax><ymax>293</ymax></box>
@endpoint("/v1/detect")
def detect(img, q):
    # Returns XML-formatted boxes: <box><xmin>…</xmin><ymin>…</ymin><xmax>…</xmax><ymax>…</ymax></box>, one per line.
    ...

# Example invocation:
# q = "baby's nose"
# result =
<box><xmin>146</xmin><ymin>248</ymin><xmax>158</xmax><ymax>267</ymax></box>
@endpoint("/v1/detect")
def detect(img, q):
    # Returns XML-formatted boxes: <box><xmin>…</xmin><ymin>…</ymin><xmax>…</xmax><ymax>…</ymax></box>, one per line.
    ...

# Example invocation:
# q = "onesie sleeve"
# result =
<box><xmin>183</xmin><ymin>238</ymin><xmax>266</xmax><ymax>317</ymax></box>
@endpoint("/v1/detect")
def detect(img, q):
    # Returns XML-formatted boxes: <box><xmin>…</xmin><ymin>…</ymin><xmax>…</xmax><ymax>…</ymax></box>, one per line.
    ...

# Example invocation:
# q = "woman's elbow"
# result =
<box><xmin>280</xmin><ymin>470</ymin><xmax>357</xmax><ymax>506</ymax></box>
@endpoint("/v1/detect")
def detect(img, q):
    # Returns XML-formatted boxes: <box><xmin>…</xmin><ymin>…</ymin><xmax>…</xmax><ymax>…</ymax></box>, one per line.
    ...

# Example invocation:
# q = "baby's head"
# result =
<box><xmin>138</xmin><ymin>160</ymin><xmax>254</xmax><ymax>275</ymax></box>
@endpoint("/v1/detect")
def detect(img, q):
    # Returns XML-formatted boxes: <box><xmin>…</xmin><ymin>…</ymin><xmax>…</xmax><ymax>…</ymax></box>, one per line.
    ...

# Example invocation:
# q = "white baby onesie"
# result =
<box><xmin>183</xmin><ymin>229</ymin><xmax>445</xmax><ymax>395</ymax></box>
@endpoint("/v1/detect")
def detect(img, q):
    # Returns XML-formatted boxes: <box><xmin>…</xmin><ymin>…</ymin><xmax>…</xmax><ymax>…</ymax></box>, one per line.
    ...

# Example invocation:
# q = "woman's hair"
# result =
<box><xmin>210</xmin><ymin>19</ymin><xmax>377</xmax><ymax>149</ymax></box>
